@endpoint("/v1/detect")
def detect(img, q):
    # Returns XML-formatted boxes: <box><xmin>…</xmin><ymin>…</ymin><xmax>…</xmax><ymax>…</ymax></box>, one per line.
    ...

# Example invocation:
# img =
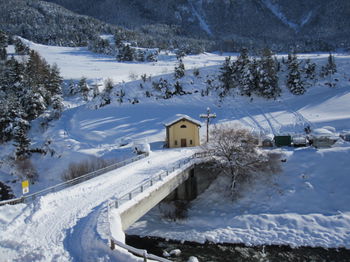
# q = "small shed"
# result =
<box><xmin>292</xmin><ymin>135</ymin><xmax>308</xmax><ymax>147</ymax></box>
<box><xmin>274</xmin><ymin>135</ymin><xmax>292</xmax><ymax>147</ymax></box>
<box><xmin>165</xmin><ymin>115</ymin><xmax>201</xmax><ymax>148</ymax></box>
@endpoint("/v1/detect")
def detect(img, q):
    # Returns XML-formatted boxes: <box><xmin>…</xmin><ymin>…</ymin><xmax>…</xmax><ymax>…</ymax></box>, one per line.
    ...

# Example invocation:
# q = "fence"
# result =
<box><xmin>109</xmin><ymin>151</ymin><xmax>212</xmax><ymax>209</ymax></box>
<box><xmin>110</xmin><ymin>238</ymin><xmax>171</xmax><ymax>262</ymax></box>
<box><xmin>108</xmin><ymin>151</ymin><xmax>212</xmax><ymax>260</ymax></box>
<box><xmin>0</xmin><ymin>153</ymin><xmax>149</xmax><ymax>207</ymax></box>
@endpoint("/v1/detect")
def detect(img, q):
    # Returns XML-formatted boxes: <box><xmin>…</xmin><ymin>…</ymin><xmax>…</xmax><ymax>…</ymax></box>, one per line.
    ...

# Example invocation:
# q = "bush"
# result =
<box><xmin>15</xmin><ymin>158</ymin><xmax>38</xmax><ymax>183</ymax></box>
<box><xmin>206</xmin><ymin>125</ymin><xmax>281</xmax><ymax>198</ymax></box>
<box><xmin>62</xmin><ymin>156</ymin><xmax>112</xmax><ymax>181</ymax></box>
<box><xmin>0</xmin><ymin>181</ymin><xmax>15</xmax><ymax>201</ymax></box>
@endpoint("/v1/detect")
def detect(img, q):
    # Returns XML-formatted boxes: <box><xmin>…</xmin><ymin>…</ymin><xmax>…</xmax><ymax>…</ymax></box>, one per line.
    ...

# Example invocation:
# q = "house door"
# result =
<box><xmin>181</xmin><ymin>139</ymin><xmax>187</xmax><ymax>147</ymax></box>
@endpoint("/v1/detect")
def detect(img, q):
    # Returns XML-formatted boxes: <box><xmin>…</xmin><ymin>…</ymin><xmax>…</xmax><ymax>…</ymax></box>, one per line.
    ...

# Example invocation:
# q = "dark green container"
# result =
<box><xmin>274</xmin><ymin>135</ymin><xmax>292</xmax><ymax>147</ymax></box>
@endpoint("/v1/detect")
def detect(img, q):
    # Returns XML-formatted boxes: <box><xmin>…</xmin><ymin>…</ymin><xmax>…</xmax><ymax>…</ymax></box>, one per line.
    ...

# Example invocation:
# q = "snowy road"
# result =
<box><xmin>0</xmin><ymin>148</ymin><xmax>196</xmax><ymax>261</ymax></box>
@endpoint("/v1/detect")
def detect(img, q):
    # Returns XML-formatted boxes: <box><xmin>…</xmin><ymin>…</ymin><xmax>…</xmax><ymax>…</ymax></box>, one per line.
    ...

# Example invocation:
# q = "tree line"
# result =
<box><xmin>0</xmin><ymin>32</ymin><xmax>63</xmax><ymax>160</ymax></box>
<box><xmin>217</xmin><ymin>48</ymin><xmax>337</xmax><ymax>100</ymax></box>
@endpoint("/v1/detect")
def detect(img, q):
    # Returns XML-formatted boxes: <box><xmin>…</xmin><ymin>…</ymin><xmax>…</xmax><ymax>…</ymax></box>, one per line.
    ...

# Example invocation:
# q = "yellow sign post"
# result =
<box><xmin>22</xmin><ymin>180</ymin><xmax>29</xmax><ymax>194</ymax></box>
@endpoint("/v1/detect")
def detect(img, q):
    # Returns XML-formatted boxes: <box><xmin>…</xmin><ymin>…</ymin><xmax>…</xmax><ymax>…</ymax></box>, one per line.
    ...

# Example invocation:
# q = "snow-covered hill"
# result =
<box><xmin>0</xmin><ymin>40</ymin><xmax>350</xmax><ymax>260</ymax></box>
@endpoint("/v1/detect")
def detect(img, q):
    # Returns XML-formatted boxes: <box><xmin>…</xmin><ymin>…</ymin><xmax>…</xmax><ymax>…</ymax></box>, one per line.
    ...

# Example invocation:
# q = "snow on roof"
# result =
<box><xmin>164</xmin><ymin>114</ymin><xmax>202</xmax><ymax>127</ymax></box>
<box><xmin>311</xmin><ymin>126</ymin><xmax>337</xmax><ymax>138</ymax></box>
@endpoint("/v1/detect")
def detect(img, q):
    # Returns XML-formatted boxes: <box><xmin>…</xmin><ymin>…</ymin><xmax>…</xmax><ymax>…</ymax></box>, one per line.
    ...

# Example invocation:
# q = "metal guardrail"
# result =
<box><xmin>0</xmin><ymin>153</ymin><xmax>149</xmax><ymax>207</ymax></box>
<box><xmin>108</xmin><ymin>151</ymin><xmax>212</xmax><ymax>261</ymax></box>
<box><xmin>109</xmin><ymin>151</ymin><xmax>212</xmax><ymax>209</ymax></box>
<box><xmin>110</xmin><ymin>238</ymin><xmax>171</xmax><ymax>262</ymax></box>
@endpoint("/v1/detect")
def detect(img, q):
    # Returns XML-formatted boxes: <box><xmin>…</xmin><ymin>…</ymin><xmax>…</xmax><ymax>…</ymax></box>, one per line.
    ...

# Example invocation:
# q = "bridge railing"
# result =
<box><xmin>0</xmin><ymin>153</ymin><xmax>149</xmax><ymax>207</ymax></box>
<box><xmin>110</xmin><ymin>237</ymin><xmax>171</xmax><ymax>262</ymax></box>
<box><xmin>110</xmin><ymin>151</ymin><xmax>212</xmax><ymax>209</ymax></box>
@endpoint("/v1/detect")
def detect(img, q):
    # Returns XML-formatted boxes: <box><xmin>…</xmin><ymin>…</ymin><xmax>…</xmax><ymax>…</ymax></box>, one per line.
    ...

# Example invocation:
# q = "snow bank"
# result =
<box><xmin>128</xmin><ymin>146</ymin><xmax>350</xmax><ymax>249</ymax></box>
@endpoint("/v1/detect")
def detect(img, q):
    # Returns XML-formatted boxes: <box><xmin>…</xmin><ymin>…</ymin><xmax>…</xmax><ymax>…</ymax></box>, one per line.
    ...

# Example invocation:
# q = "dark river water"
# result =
<box><xmin>126</xmin><ymin>235</ymin><xmax>350</xmax><ymax>262</ymax></box>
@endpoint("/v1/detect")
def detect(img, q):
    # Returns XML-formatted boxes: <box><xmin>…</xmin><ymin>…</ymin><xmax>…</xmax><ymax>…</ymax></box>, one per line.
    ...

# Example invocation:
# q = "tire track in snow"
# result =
<box><xmin>0</xmin><ymin>149</ymin><xmax>196</xmax><ymax>261</ymax></box>
<box><xmin>281</xmin><ymin>97</ymin><xmax>315</xmax><ymax>132</ymax></box>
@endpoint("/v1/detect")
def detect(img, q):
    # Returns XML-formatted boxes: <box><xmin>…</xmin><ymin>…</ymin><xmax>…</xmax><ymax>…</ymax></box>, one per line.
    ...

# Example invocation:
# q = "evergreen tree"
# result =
<box><xmin>114</xmin><ymin>29</ymin><xmax>127</xmax><ymax>49</ymax></box>
<box><xmin>50</xmin><ymin>95</ymin><xmax>63</xmax><ymax>119</ymax></box>
<box><xmin>21</xmin><ymin>90</ymin><xmax>47</xmax><ymax>120</ymax></box>
<box><xmin>117</xmin><ymin>45</ymin><xmax>135</xmax><ymax>62</ymax></box>
<box><xmin>174</xmin><ymin>81</ymin><xmax>185</xmax><ymax>95</ymax></box>
<box><xmin>174</xmin><ymin>58</ymin><xmax>185</xmax><ymax>79</ymax></box>
<box><xmin>0</xmin><ymin>30</ymin><xmax>8</xmax><ymax>60</ymax></box>
<box><xmin>78</xmin><ymin>77</ymin><xmax>89</xmax><ymax>101</ymax></box>
<box><xmin>92</xmin><ymin>84</ymin><xmax>100</xmax><ymax>98</ymax></box>
<box><xmin>146</xmin><ymin>51</ymin><xmax>158</xmax><ymax>62</ymax></box>
<box><xmin>321</xmin><ymin>53</ymin><xmax>337</xmax><ymax>78</ymax></box>
<box><xmin>13</xmin><ymin>126</ymin><xmax>31</xmax><ymax>160</ymax></box>
<box><xmin>303</xmin><ymin>59</ymin><xmax>317</xmax><ymax>81</ymax></box>
<box><xmin>256</xmin><ymin>48</ymin><xmax>280</xmax><ymax>99</ymax></box>
<box><xmin>3</xmin><ymin>56</ymin><xmax>24</xmax><ymax>89</ymax></box>
<box><xmin>14</xmin><ymin>38</ymin><xmax>30</xmax><ymax>55</ymax></box>
<box><xmin>286</xmin><ymin>54</ymin><xmax>305</xmax><ymax>95</ymax></box>
<box><xmin>218</xmin><ymin>57</ymin><xmax>235</xmax><ymax>94</ymax></box>
<box><xmin>321</xmin><ymin>53</ymin><xmax>337</xmax><ymax>88</ymax></box>
<box><xmin>235</xmin><ymin>48</ymin><xmax>254</xmax><ymax>96</ymax></box>
<box><xmin>68</xmin><ymin>80</ymin><xmax>78</xmax><ymax>95</ymax></box>
<box><xmin>46</xmin><ymin>63</ymin><xmax>63</xmax><ymax>97</ymax></box>
<box><xmin>100</xmin><ymin>78</ymin><xmax>114</xmax><ymax>106</ymax></box>
<box><xmin>136</xmin><ymin>49</ymin><xmax>145</xmax><ymax>62</ymax></box>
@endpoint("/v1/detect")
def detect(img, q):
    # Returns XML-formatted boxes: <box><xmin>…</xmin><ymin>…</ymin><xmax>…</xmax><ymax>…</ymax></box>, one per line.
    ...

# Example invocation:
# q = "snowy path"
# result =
<box><xmin>0</xmin><ymin>148</ymin><xmax>196</xmax><ymax>261</ymax></box>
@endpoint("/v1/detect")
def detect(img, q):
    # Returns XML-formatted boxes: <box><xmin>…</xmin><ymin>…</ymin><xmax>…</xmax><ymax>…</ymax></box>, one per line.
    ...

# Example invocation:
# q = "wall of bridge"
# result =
<box><xmin>119</xmin><ymin>162</ymin><xmax>216</xmax><ymax>231</ymax></box>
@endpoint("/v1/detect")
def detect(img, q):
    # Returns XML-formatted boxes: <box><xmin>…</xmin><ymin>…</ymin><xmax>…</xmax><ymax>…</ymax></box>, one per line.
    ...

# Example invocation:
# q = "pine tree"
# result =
<box><xmin>100</xmin><ymin>78</ymin><xmax>114</xmax><ymax>106</ymax></box>
<box><xmin>21</xmin><ymin>90</ymin><xmax>47</xmax><ymax>120</ymax></box>
<box><xmin>14</xmin><ymin>38</ymin><xmax>30</xmax><ymax>55</ymax></box>
<box><xmin>117</xmin><ymin>45</ymin><xmax>135</xmax><ymax>62</ymax></box>
<box><xmin>0</xmin><ymin>30</ymin><xmax>8</xmax><ymax>60</ymax></box>
<box><xmin>50</xmin><ymin>95</ymin><xmax>63</xmax><ymax>119</ymax></box>
<box><xmin>321</xmin><ymin>53</ymin><xmax>337</xmax><ymax>78</ymax></box>
<box><xmin>286</xmin><ymin>54</ymin><xmax>305</xmax><ymax>95</ymax></box>
<box><xmin>174</xmin><ymin>81</ymin><xmax>185</xmax><ymax>95</ymax></box>
<box><xmin>235</xmin><ymin>48</ymin><xmax>254</xmax><ymax>96</ymax></box>
<box><xmin>78</xmin><ymin>77</ymin><xmax>89</xmax><ymax>101</ymax></box>
<box><xmin>68</xmin><ymin>80</ymin><xmax>77</xmax><ymax>95</ymax></box>
<box><xmin>218</xmin><ymin>57</ymin><xmax>235</xmax><ymax>94</ymax></box>
<box><xmin>174</xmin><ymin>59</ymin><xmax>185</xmax><ymax>79</ymax></box>
<box><xmin>13</xmin><ymin>126</ymin><xmax>31</xmax><ymax>160</ymax></box>
<box><xmin>46</xmin><ymin>63</ymin><xmax>63</xmax><ymax>97</ymax></box>
<box><xmin>303</xmin><ymin>59</ymin><xmax>317</xmax><ymax>80</ymax></box>
<box><xmin>321</xmin><ymin>53</ymin><xmax>337</xmax><ymax>88</ymax></box>
<box><xmin>256</xmin><ymin>48</ymin><xmax>280</xmax><ymax>99</ymax></box>
<box><xmin>3</xmin><ymin>56</ymin><xmax>24</xmax><ymax>89</ymax></box>
<box><xmin>136</xmin><ymin>49</ymin><xmax>145</xmax><ymax>62</ymax></box>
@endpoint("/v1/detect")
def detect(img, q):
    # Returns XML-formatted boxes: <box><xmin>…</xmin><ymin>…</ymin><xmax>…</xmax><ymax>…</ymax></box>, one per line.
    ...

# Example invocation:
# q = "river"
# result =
<box><xmin>126</xmin><ymin>235</ymin><xmax>350</xmax><ymax>262</ymax></box>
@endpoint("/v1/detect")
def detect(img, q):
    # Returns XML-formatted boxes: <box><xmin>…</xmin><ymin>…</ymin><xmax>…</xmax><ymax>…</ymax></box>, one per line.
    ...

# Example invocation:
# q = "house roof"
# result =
<box><xmin>164</xmin><ymin>114</ymin><xmax>202</xmax><ymax>127</ymax></box>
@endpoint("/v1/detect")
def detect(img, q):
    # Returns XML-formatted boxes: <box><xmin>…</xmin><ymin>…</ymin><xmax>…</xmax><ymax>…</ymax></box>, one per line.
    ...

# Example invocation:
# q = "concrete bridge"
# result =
<box><xmin>110</xmin><ymin>152</ymin><xmax>215</xmax><ymax>231</ymax></box>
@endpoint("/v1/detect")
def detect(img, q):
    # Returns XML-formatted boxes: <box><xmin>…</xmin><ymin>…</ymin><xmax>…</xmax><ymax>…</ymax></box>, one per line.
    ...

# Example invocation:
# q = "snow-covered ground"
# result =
<box><xmin>0</xmin><ymin>39</ymin><xmax>350</xmax><ymax>261</ymax></box>
<box><xmin>0</xmin><ymin>148</ymin><xmax>197</xmax><ymax>261</ymax></box>
<box><xmin>128</xmin><ymin>145</ymin><xmax>350</xmax><ymax>248</ymax></box>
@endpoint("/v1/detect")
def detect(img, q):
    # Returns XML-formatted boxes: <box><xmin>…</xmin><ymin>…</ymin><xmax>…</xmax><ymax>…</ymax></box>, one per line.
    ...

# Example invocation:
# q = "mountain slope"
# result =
<box><xmin>0</xmin><ymin>0</ymin><xmax>114</xmax><ymax>46</ymax></box>
<box><xmin>44</xmin><ymin>0</ymin><xmax>350</xmax><ymax>51</ymax></box>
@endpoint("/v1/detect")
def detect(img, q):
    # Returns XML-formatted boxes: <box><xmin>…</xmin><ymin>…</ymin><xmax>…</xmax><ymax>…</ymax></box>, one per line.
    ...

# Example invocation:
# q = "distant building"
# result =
<box><xmin>165</xmin><ymin>115</ymin><xmax>201</xmax><ymax>148</ymax></box>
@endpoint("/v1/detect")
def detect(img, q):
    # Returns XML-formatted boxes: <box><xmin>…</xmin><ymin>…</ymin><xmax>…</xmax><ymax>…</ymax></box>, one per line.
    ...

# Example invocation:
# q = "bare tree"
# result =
<box><xmin>206</xmin><ymin>125</ymin><xmax>281</xmax><ymax>197</ymax></box>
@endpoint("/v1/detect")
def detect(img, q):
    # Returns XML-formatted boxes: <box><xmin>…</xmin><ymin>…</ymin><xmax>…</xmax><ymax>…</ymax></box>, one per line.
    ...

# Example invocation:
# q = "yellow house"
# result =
<box><xmin>165</xmin><ymin>115</ymin><xmax>201</xmax><ymax>148</ymax></box>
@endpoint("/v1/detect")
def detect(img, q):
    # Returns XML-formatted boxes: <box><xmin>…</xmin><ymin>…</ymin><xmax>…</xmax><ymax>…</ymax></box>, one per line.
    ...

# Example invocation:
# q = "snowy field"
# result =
<box><xmin>0</xmin><ymin>40</ymin><xmax>350</xmax><ymax>261</ymax></box>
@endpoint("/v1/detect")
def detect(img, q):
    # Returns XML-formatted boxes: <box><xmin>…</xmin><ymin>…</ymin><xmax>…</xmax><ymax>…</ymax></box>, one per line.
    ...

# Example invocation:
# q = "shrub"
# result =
<box><xmin>62</xmin><ymin>156</ymin><xmax>113</xmax><ymax>181</ymax></box>
<box><xmin>15</xmin><ymin>158</ymin><xmax>38</xmax><ymax>183</ymax></box>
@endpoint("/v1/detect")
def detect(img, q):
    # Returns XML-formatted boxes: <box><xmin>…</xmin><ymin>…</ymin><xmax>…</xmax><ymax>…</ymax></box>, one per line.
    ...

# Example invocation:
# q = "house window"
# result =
<box><xmin>180</xmin><ymin>125</ymin><xmax>187</xmax><ymax>128</ymax></box>
<box><xmin>175</xmin><ymin>140</ymin><xmax>178</xmax><ymax>145</ymax></box>
<box><xmin>190</xmin><ymin>140</ymin><xmax>193</xmax><ymax>145</ymax></box>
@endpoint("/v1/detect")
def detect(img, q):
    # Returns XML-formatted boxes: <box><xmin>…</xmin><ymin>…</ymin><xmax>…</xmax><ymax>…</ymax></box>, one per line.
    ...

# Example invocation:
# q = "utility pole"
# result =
<box><xmin>200</xmin><ymin>107</ymin><xmax>216</xmax><ymax>143</ymax></box>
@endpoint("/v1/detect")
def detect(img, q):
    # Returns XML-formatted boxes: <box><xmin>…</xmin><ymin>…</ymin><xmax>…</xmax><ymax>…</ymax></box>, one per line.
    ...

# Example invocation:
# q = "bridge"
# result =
<box><xmin>109</xmin><ymin>151</ymin><xmax>213</xmax><ymax>231</ymax></box>
<box><xmin>0</xmin><ymin>148</ymin><xmax>214</xmax><ymax>261</ymax></box>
